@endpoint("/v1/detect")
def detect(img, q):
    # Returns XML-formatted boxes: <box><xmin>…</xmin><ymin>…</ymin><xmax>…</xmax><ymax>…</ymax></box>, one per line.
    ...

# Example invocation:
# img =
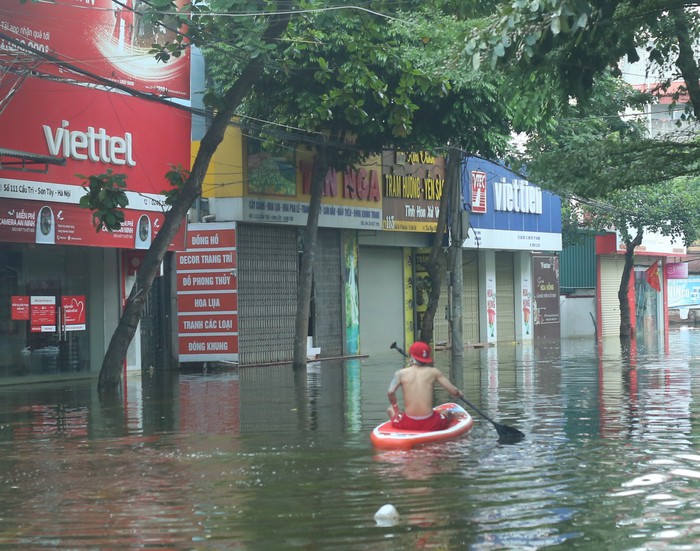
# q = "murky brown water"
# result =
<box><xmin>1</xmin><ymin>328</ymin><xmax>700</xmax><ymax>549</ymax></box>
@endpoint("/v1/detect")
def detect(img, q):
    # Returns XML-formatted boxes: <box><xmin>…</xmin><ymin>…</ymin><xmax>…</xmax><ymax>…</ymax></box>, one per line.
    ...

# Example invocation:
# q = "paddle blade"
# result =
<box><xmin>495</xmin><ymin>423</ymin><xmax>525</xmax><ymax>444</ymax></box>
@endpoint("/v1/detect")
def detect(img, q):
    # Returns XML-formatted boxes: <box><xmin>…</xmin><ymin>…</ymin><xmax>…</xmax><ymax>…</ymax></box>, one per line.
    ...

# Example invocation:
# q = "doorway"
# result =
<box><xmin>0</xmin><ymin>244</ymin><xmax>90</xmax><ymax>376</ymax></box>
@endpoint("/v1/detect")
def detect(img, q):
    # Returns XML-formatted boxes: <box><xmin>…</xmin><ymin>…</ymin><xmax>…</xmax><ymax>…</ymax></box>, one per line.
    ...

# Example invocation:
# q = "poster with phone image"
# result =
<box><xmin>35</xmin><ymin>206</ymin><xmax>55</xmax><ymax>244</ymax></box>
<box><xmin>135</xmin><ymin>214</ymin><xmax>152</xmax><ymax>249</ymax></box>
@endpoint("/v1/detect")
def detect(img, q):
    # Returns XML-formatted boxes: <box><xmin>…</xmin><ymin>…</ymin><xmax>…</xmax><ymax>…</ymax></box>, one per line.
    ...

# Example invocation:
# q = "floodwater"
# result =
<box><xmin>1</xmin><ymin>329</ymin><xmax>700</xmax><ymax>550</ymax></box>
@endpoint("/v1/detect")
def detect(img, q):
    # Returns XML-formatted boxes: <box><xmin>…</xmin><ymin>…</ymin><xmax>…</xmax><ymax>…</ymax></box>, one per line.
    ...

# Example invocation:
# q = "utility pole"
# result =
<box><xmin>447</xmin><ymin>148</ymin><xmax>466</xmax><ymax>383</ymax></box>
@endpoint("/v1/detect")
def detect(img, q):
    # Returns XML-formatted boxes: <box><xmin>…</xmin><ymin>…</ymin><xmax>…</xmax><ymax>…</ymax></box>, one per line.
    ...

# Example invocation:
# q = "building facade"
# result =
<box><xmin>0</xmin><ymin>3</ymin><xmax>192</xmax><ymax>382</ymax></box>
<box><xmin>181</xmin><ymin>135</ymin><xmax>564</xmax><ymax>365</ymax></box>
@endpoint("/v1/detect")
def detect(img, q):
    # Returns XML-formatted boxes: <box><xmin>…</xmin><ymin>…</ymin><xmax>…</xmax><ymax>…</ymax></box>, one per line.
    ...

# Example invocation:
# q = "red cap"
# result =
<box><xmin>409</xmin><ymin>341</ymin><xmax>433</xmax><ymax>364</ymax></box>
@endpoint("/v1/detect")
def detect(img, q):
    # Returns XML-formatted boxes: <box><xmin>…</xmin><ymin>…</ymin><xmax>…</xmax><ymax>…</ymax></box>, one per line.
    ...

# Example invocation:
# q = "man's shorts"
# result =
<box><xmin>391</xmin><ymin>411</ymin><xmax>450</xmax><ymax>431</ymax></box>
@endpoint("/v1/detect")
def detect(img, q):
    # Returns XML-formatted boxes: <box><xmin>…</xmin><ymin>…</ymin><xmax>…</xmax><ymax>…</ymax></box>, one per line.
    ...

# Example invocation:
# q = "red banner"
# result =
<box><xmin>0</xmin><ymin>79</ymin><xmax>190</xmax><ymax>197</ymax></box>
<box><xmin>0</xmin><ymin>198</ymin><xmax>184</xmax><ymax>250</ymax></box>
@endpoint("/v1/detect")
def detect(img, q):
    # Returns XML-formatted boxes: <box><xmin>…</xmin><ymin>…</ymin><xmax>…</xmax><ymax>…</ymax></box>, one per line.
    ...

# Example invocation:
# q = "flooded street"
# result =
<box><xmin>1</xmin><ymin>328</ymin><xmax>700</xmax><ymax>549</ymax></box>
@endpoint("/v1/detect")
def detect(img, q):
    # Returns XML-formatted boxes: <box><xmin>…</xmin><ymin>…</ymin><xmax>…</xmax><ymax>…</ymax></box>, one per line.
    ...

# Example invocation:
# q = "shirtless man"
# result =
<box><xmin>387</xmin><ymin>341</ymin><xmax>464</xmax><ymax>431</ymax></box>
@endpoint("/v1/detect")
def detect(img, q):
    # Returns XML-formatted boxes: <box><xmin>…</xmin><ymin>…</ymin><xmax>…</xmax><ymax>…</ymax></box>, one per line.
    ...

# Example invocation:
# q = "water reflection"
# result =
<box><xmin>0</xmin><ymin>329</ymin><xmax>699</xmax><ymax>548</ymax></box>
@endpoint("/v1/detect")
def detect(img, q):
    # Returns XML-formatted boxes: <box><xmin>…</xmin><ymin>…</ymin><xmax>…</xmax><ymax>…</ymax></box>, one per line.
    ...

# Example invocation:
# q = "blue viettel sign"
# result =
<box><xmin>461</xmin><ymin>157</ymin><xmax>562</xmax><ymax>251</ymax></box>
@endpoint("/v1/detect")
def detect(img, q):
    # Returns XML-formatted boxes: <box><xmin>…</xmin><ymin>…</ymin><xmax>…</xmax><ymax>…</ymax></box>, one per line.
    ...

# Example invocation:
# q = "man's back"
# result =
<box><xmin>396</xmin><ymin>365</ymin><xmax>441</xmax><ymax>417</ymax></box>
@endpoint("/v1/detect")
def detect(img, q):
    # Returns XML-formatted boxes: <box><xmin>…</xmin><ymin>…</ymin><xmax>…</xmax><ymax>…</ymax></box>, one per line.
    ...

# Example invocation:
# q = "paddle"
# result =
<box><xmin>389</xmin><ymin>341</ymin><xmax>525</xmax><ymax>443</ymax></box>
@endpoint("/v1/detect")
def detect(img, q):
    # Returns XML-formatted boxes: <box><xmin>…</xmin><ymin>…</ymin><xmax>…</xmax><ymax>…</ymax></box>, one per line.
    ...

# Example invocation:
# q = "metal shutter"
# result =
<box><xmin>358</xmin><ymin>246</ymin><xmax>404</xmax><ymax>354</ymax></box>
<box><xmin>600</xmin><ymin>255</ymin><xmax>625</xmax><ymax>337</ymax></box>
<box><xmin>237</xmin><ymin>224</ymin><xmax>297</xmax><ymax>365</ymax></box>
<box><xmin>496</xmin><ymin>252</ymin><xmax>516</xmax><ymax>342</ymax></box>
<box><xmin>313</xmin><ymin>229</ymin><xmax>343</xmax><ymax>357</ymax></box>
<box><xmin>462</xmin><ymin>251</ymin><xmax>480</xmax><ymax>343</ymax></box>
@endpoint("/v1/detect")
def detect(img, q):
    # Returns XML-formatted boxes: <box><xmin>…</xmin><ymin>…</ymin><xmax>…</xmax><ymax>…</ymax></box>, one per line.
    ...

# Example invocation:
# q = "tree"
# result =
<box><xmin>464</xmin><ymin>0</ymin><xmax>700</xmax><ymax>196</ymax></box>
<box><xmin>89</xmin><ymin>2</ymin><xmax>291</xmax><ymax>392</ymax></box>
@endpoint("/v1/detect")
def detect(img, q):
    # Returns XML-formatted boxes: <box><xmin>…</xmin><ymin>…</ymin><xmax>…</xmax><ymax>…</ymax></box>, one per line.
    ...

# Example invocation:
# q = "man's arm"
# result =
<box><xmin>387</xmin><ymin>370</ymin><xmax>402</xmax><ymax>416</ymax></box>
<box><xmin>434</xmin><ymin>369</ymin><xmax>464</xmax><ymax>399</ymax></box>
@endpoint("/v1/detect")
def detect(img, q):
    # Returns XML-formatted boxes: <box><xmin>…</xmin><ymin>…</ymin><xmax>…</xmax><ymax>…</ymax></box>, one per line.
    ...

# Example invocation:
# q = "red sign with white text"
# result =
<box><xmin>0</xmin><ymin>198</ymin><xmax>185</xmax><ymax>250</ymax></box>
<box><xmin>177</xmin><ymin>293</ymin><xmax>238</xmax><ymax>313</ymax></box>
<box><xmin>62</xmin><ymin>295</ymin><xmax>87</xmax><ymax>331</ymax></box>
<box><xmin>0</xmin><ymin>79</ymin><xmax>191</xmax><ymax>198</ymax></box>
<box><xmin>1</xmin><ymin>0</ymin><xmax>190</xmax><ymax>100</ymax></box>
<box><xmin>177</xmin><ymin>223</ymin><xmax>238</xmax><ymax>362</ymax></box>
<box><xmin>471</xmin><ymin>170</ymin><xmax>487</xmax><ymax>214</ymax></box>
<box><xmin>185</xmin><ymin>227</ymin><xmax>238</xmax><ymax>250</ymax></box>
<box><xmin>11</xmin><ymin>296</ymin><xmax>30</xmax><ymax>320</ymax></box>
<box><xmin>30</xmin><ymin>296</ymin><xmax>56</xmax><ymax>333</ymax></box>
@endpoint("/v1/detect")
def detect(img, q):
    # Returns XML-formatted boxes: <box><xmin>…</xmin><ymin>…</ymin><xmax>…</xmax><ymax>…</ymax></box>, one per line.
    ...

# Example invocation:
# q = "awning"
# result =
<box><xmin>0</xmin><ymin>148</ymin><xmax>66</xmax><ymax>173</ymax></box>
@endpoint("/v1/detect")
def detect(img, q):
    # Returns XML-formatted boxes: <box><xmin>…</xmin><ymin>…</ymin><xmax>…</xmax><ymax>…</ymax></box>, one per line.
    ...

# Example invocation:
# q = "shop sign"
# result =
<box><xmin>30</xmin><ymin>295</ymin><xmax>56</xmax><ymax>333</ymax></box>
<box><xmin>177</xmin><ymin>223</ymin><xmax>238</xmax><ymax>362</ymax></box>
<box><xmin>666</xmin><ymin>262</ymin><xmax>689</xmax><ymax>280</ymax></box>
<box><xmin>0</xmin><ymin>78</ymin><xmax>190</xmax><ymax>199</ymax></box>
<box><xmin>11</xmin><ymin>296</ymin><xmax>30</xmax><ymax>320</ymax></box>
<box><xmin>240</xmin><ymin>155</ymin><xmax>383</xmax><ymax>230</ymax></box>
<box><xmin>62</xmin><ymin>296</ymin><xmax>86</xmax><ymax>331</ymax></box>
<box><xmin>470</xmin><ymin>170</ymin><xmax>487</xmax><ymax>214</ymax></box>
<box><xmin>382</xmin><ymin>151</ymin><xmax>444</xmax><ymax>232</ymax></box>
<box><xmin>0</xmin><ymin>198</ymin><xmax>184</xmax><ymax>250</ymax></box>
<box><xmin>532</xmin><ymin>254</ymin><xmax>561</xmax><ymax>339</ymax></box>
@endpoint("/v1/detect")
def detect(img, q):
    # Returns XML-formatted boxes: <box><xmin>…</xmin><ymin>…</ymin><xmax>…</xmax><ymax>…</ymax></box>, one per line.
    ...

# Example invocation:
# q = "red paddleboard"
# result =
<box><xmin>370</xmin><ymin>403</ymin><xmax>474</xmax><ymax>450</ymax></box>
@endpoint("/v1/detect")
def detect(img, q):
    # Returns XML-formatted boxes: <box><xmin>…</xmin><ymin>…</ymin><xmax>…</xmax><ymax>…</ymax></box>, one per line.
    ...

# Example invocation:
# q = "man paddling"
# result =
<box><xmin>387</xmin><ymin>341</ymin><xmax>464</xmax><ymax>431</ymax></box>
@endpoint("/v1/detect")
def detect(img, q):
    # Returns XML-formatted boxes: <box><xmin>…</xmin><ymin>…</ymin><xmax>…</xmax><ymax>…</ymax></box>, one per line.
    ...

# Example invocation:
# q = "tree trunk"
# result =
<box><xmin>292</xmin><ymin>144</ymin><xmax>329</xmax><ymax>370</ymax></box>
<box><xmin>98</xmin><ymin>17</ymin><xmax>289</xmax><ymax>393</ymax></box>
<box><xmin>618</xmin><ymin>229</ymin><xmax>643</xmax><ymax>339</ymax></box>
<box><xmin>671</xmin><ymin>9</ymin><xmax>700</xmax><ymax>117</ymax></box>
<box><xmin>418</xmin><ymin>152</ymin><xmax>452</xmax><ymax>345</ymax></box>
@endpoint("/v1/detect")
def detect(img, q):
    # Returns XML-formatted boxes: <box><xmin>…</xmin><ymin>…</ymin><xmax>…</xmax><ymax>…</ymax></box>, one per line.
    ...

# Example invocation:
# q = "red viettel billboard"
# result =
<box><xmin>1</xmin><ymin>0</ymin><xmax>190</xmax><ymax>99</ymax></box>
<box><xmin>0</xmin><ymin>78</ymin><xmax>190</xmax><ymax>249</ymax></box>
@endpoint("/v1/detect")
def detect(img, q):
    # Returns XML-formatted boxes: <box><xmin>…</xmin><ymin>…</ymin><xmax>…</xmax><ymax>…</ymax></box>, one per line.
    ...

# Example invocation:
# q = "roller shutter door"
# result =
<box><xmin>358</xmin><ymin>246</ymin><xmax>404</xmax><ymax>354</ymax></box>
<box><xmin>313</xmin><ymin>229</ymin><xmax>343</xmax><ymax>357</ymax></box>
<box><xmin>433</xmin><ymin>251</ymin><xmax>480</xmax><ymax>347</ymax></box>
<box><xmin>496</xmin><ymin>252</ymin><xmax>515</xmax><ymax>342</ymax></box>
<box><xmin>600</xmin><ymin>256</ymin><xmax>625</xmax><ymax>337</ymax></box>
<box><xmin>237</xmin><ymin>224</ymin><xmax>297</xmax><ymax>365</ymax></box>
<box><xmin>462</xmin><ymin>252</ymin><xmax>480</xmax><ymax>343</ymax></box>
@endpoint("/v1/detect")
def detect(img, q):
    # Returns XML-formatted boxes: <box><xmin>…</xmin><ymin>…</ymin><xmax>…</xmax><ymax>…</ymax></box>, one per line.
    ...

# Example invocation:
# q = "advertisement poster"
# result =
<box><xmin>1</xmin><ymin>0</ymin><xmax>190</xmax><ymax>99</ymax></box>
<box><xmin>413</xmin><ymin>250</ymin><xmax>432</xmax><ymax>335</ymax></box>
<box><xmin>11</xmin><ymin>295</ymin><xmax>30</xmax><ymax>320</ymax></box>
<box><xmin>62</xmin><ymin>295</ymin><xmax>87</xmax><ymax>331</ymax></box>
<box><xmin>0</xmin><ymin>198</ymin><xmax>184</xmax><ymax>250</ymax></box>
<box><xmin>532</xmin><ymin>254</ymin><xmax>561</xmax><ymax>339</ymax></box>
<box><xmin>30</xmin><ymin>295</ymin><xmax>56</xmax><ymax>333</ymax></box>
<box><xmin>177</xmin><ymin>223</ymin><xmax>239</xmax><ymax>362</ymax></box>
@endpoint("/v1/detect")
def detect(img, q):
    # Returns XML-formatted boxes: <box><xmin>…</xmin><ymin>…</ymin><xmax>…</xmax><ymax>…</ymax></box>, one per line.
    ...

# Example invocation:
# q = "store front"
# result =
<box><xmin>0</xmin><ymin>244</ymin><xmax>117</xmax><ymax>379</ymax></box>
<box><xmin>462</xmin><ymin>158</ymin><xmax>563</xmax><ymax>344</ymax></box>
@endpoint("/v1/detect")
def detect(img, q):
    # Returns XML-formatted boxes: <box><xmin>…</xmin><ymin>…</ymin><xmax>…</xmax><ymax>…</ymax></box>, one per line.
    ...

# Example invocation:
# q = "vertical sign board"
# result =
<box><xmin>532</xmin><ymin>254</ymin><xmax>561</xmax><ymax>339</ymax></box>
<box><xmin>177</xmin><ymin>223</ymin><xmax>238</xmax><ymax>362</ymax></box>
